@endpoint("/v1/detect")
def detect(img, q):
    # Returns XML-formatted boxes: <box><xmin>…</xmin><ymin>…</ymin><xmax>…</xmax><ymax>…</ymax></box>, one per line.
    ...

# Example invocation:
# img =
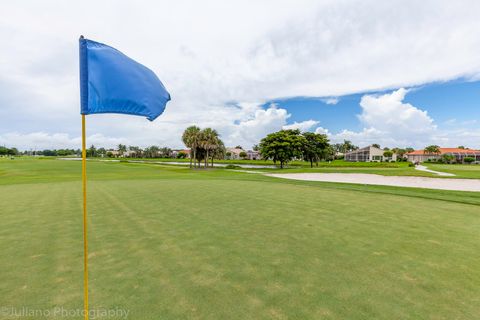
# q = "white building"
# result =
<box><xmin>345</xmin><ymin>146</ymin><xmax>397</xmax><ymax>162</ymax></box>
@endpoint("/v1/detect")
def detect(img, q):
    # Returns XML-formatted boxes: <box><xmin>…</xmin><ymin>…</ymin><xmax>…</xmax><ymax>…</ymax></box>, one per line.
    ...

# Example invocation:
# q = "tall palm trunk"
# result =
<box><xmin>205</xmin><ymin>149</ymin><xmax>209</xmax><ymax>168</ymax></box>
<box><xmin>193</xmin><ymin>147</ymin><xmax>197</xmax><ymax>168</ymax></box>
<box><xmin>189</xmin><ymin>149</ymin><xmax>192</xmax><ymax>168</ymax></box>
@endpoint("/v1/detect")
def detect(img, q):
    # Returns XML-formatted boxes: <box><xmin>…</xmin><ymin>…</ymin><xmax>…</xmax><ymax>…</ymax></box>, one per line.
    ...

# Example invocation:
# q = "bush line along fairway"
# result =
<box><xmin>1</xmin><ymin>158</ymin><xmax>480</xmax><ymax>319</ymax></box>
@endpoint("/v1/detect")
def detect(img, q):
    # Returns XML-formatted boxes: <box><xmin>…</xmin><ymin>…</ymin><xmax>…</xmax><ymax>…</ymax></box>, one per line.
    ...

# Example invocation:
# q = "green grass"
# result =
<box><xmin>82</xmin><ymin>156</ymin><xmax>408</xmax><ymax>168</ymax></box>
<box><xmin>1</xmin><ymin>158</ymin><xmax>480</xmax><ymax>319</ymax></box>
<box><xmin>425</xmin><ymin>163</ymin><xmax>480</xmax><ymax>179</ymax></box>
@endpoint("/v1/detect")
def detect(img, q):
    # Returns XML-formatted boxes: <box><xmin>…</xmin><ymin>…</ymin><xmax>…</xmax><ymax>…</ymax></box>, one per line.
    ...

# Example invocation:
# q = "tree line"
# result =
<box><xmin>0</xmin><ymin>146</ymin><xmax>20</xmax><ymax>156</ymax></box>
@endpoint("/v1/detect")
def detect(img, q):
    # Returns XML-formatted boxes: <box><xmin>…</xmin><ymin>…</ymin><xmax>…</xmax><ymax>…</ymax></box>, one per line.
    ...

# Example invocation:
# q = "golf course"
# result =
<box><xmin>1</xmin><ymin>158</ymin><xmax>479</xmax><ymax>319</ymax></box>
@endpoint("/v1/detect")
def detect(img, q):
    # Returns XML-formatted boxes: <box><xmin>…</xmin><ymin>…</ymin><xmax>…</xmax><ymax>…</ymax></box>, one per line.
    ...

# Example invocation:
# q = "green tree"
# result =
<box><xmin>341</xmin><ymin>140</ymin><xmax>357</xmax><ymax>153</ymax></box>
<box><xmin>128</xmin><ymin>146</ymin><xmax>142</xmax><ymax>158</ymax></box>
<box><xmin>302</xmin><ymin>132</ymin><xmax>330</xmax><ymax>168</ymax></box>
<box><xmin>395</xmin><ymin>148</ymin><xmax>406</xmax><ymax>158</ymax></box>
<box><xmin>442</xmin><ymin>153</ymin><xmax>455</xmax><ymax>164</ymax></box>
<box><xmin>182</xmin><ymin>126</ymin><xmax>201</xmax><ymax>168</ymax></box>
<box><xmin>239</xmin><ymin>151</ymin><xmax>247</xmax><ymax>159</ymax></box>
<box><xmin>117</xmin><ymin>144</ymin><xmax>127</xmax><ymax>154</ymax></box>
<box><xmin>259</xmin><ymin>129</ymin><xmax>306</xmax><ymax>169</ymax></box>
<box><xmin>177</xmin><ymin>151</ymin><xmax>187</xmax><ymax>159</ymax></box>
<box><xmin>211</xmin><ymin>140</ymin><xmax>226</xmax><ymax>166</ymax></box>
<box><xmin>97</xmin><ymin>147</ymin><xmax>106</xmax><ymax>157</ymax></box>
<box><xmin>383</xmin><ymin>150</ymin><xmax>394</xmax><ymax>160</ymax></box>
<box><xmin>144</xmin><ymin>145</ymin><xmax>160</xmax><ymax>158</ymax></box>
<box><xmin>424</xmin><ymin>145</ymin><xmax>441</xmax><ymax>154</ymax></box>
<box><xmin>199</xmin><ymin>128</ymin><xmax>220</xmax><ymax>168</ymax></box>
<box><xmin>159</xmin><ymin>147</ymin><xmax>171</xmax><ymax>158</ymax></box>
<box><xmin>372</xmin><ymin>143</ymin><xmax>381</xmax><ymax>148</ymax></box>
<box><xmin>87</xmin><ymin>145</ymin><xmax>96</xmax><ymax>157</ymax></box>
<box><xmin>463</xmin><ymin>157</ymin><xmax>475</xmax><ymax>164</ymax></box>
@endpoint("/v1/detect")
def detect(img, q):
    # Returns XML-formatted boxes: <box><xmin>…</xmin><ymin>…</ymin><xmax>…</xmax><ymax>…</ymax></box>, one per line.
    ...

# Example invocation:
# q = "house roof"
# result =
<box><xmin>406</xmin><ymin>148</ymin><xmax>480</xmax><ymax>155</ymax></box>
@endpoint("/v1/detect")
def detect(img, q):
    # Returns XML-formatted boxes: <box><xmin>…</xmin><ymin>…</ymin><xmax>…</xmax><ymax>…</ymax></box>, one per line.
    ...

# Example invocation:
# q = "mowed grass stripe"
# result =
<box><xmin>1</xmin><ymin>159</ymin><xmax>480</xmax><ymax>319</ymax></box>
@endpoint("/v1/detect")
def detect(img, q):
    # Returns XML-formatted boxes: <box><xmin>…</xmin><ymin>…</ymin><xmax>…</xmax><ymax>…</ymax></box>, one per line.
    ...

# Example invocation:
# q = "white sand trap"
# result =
<box><xmin>266</xmin><ymin>173</ymin><xmax>480</xmax><ymax>192</ymax></box>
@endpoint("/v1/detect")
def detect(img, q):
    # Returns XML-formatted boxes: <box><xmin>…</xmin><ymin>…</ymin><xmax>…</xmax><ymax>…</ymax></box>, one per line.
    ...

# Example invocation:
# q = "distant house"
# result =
<box><xmin>226</xmin><ymin>148</ymin><xmax>259</xmax><ymax>160</ymax></box>
<box><xmin>226</xmin><ymin>148</ymin><xmax>244</xmax><ymax>159</ymax></box>
<box><xmin>246</xmin><ymin>150</ymin><xmax>260</xmax><ymax>160</ymax></box>
<box><xmin>406</xmin><ymin>148</ymin><xmax>480</xmax><ymax>163</ymax></box>
<box><xmin>107</xmin><ymin>150</ymin><xmax>122</xmax><ymax>157</ymax></box>
<box><xmin>345</xmin><ymin>146</ymin><xmax>397</xmax><ymax>162</ymax></box>
<box><xmin>171</xmin><ymin>149</ymin><xmax>191</xmax><ymax>158</ymax></box>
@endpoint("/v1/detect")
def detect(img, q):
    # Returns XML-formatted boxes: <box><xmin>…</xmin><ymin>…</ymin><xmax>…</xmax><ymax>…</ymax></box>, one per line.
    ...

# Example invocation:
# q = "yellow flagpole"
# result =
<box><xmin>82</xmin><ymin>114</ymin><xmax>89</xmax><ymax>320</ymax></box>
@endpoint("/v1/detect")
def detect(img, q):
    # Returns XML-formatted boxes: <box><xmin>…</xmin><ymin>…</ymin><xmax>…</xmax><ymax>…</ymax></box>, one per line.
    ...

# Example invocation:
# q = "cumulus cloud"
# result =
<box><xmin>358</xmin><ymin>88</ymin><xmax>436</xmax><ymax>135</ymax></box>
<box><xmin>224</xmin><ymin>105</ymin><xmax>290</xmax><ymax>148</ymax></box>
<box><xmin>1</xmin><ymin>1</ymin><xmax>480</xmax><ymax>149</ymax></box>
<box><xmin>323</xmin><ymin>88</ymin><xmax>437</xmax><ymax>147</ymax></box>
<box><xmin>283</xmin><ymin>120</ymin><xmax>319</xmax><ymax>131</ymax></box>
<box><xmin>314</xmin><ymin>127</ymin><xmax>330</xmax><ymax>135</ymax></box>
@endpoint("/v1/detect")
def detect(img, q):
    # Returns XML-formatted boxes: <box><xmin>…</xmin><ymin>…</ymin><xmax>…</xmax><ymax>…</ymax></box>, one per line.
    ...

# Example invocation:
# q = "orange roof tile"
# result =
<box><xmin>406</xmin><ymin>148</ymin><xmax>480</xmax><ymax>155</ymax></box>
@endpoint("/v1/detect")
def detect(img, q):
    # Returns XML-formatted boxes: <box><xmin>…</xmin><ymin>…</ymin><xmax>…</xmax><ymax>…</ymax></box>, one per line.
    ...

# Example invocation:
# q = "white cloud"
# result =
<box><xmin>283</xmin><ymin>120</ymin><xmax>319</xmax><ymax>131</ymax></box>
<box><xmin>358</xmin><ymin>88</ymin><xmax>436</xmax><ymax>135</ymax></box>
<box><xmin>323</xmin><ymin>88</ymin><xmax>437</xmax><ymax>147</ymax></box>
<box><xmin>321</xmin><ymin>88</ymin><xmax>480</xmax><ymax>149</ymax></box>
<box><xmin>321</xmin><ymin>97</ymin><xmax>339</xmax><ymax>105</ymax></box>
<box><xmin>224</xmin><ymin>104</ymin><xmax>290</xmax><ymax>148</ymax></box>
<box><xmin>314</xmin><ymin>127</ymin><xmax>330</xmax><ymax>135</ymax></box>
<box><xmin>1</xmin><ymin>1</ymin><xmax>480</xmax><ymax>149</ymax></box>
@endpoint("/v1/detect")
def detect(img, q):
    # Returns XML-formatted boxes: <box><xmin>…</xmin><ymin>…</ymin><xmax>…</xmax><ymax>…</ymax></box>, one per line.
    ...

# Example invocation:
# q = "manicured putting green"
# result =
<box><xmin>1</xmin><ymin>158</ymin><xmax>479</xmax><ymax>319</ymax></box>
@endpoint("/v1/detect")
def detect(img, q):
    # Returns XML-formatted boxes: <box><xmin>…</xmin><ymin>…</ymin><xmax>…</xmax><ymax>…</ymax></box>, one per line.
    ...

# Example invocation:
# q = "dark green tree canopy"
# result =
<box><xmin>259</xmin><ymin>129</ymin><xmax>306</xmax><ymax>168</ymax></box>
<box><xmin>302</xmin><ymin>132</ymin><xmax>330</xmax><ymax>167</ymax></box>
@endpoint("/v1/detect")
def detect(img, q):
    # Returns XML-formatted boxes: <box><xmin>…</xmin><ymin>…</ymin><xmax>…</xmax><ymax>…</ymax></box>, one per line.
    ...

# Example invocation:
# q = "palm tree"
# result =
<box><xmin>128</xmin><ymin>146</ymin><xmax>142</xmax><ymax>158</ymax></box>
<box><xmin>200</xmin><ymin>128</ymin><xmax>220</xmax><ymax>168</ymax></box>
<box><xmin>117</xmin><ymin>144</ymin><xmax>127</xmax><ymax>157</ymax></box>
<box><xmin>146</xmin><ymin>145</ymin><xmax>160</xmax><ymax>158</ymax></box>
<box><xmin>424</xmin><ymin>145</ymin><xmax>440</xmax><ymax>154</ymax></box>
<box><xmin>211</xmin><ymin>139</ymin><xmax>225</xmax><ymax>167</ymax></box>
<box><xmin>182</xmin><ymin>126</ymin><xmax>201</xmax><ymax>168</ymax></box>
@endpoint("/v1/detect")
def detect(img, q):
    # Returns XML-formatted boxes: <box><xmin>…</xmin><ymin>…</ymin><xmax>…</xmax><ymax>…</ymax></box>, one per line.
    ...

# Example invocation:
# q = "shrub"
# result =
<box><xmin>408</xmin><ymin>162</ymin><xmax>415</xmax><ymax>167</ymax></box>
<box><xmin>464</xmin><ymin>157</ymin><xmax>475</xmax><ymax>164</ymax></box>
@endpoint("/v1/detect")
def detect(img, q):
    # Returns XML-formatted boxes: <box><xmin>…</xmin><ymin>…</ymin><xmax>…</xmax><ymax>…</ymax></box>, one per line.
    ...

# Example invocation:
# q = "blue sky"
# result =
<box><xmin>272</xmin><ymin>79</ymin><xmax>480</xmax><ymax>135</ymax></box>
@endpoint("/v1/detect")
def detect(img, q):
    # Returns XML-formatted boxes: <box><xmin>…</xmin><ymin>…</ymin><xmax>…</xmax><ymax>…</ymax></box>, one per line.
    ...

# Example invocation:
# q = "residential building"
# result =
<box><xmin>406</xmin><ymin>148</ymin><xmax>480</xmax><ymax>163</ymax></box>
<box><xmin>225</xmin><ymin>148</ymin><xmax>260</xmax><ymax>160</ymax></box>
<box><xmin>226</xmin><ymin>147</ymin><xmax>244</xmax><ymax>159</ymax></box>
<box><xmin>246</xmin><ymin>150</ymin><xmax>260</xmax><ymax>160</ymax></box>
<box><xmin>171</xmin><ymin>149</ymin><xmax>191</xmax><ymax>158</ymax></box>
<box><xmin>345</xmin><ymin>146</ymin><xmax>397</xmax><ymax>162</ymax></box>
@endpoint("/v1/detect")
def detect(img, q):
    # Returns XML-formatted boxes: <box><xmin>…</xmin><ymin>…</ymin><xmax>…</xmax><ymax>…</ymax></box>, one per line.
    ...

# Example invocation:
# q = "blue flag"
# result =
<box><xmin>79</xmin><ymin>36</ymin><xmax>171</xmax><ymax>121</ymax></box>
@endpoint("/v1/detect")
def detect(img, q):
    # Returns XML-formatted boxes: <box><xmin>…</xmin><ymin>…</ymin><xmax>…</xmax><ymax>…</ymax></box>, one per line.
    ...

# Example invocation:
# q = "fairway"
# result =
<box><xmin>1</xmin><ymin>158</ymin><xmax>480</xmax><ymax>319</ymax></box>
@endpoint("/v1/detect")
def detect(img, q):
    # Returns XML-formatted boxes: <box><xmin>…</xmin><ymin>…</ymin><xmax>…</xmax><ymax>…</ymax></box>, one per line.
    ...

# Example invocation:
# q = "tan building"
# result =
<box><xmin>225</xmin><ymin>148</ymin><xmax>260</xmax><ymax>160</ymax></box>
<box><xmin>345</xmin><ymin>146</ymin><xmax>397</xmax><ymax>162</ymax></box>
<box><xmin>406</xmin><ymin>148</ymin><xmax>480</xmax><ymax>163</ymax></box>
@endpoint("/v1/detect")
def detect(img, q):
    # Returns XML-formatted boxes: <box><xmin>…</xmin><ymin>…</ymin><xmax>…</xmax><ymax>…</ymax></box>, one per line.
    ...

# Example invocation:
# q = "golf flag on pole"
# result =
<box><xmin>79</xmin><ymin>36</ymin><xmax>171</xmax><ymax>120</ymax></box>
<box><xmin>79</xmin><ymin>36</ymin><xmax>170</xmax><ymax>320</ymax></box>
